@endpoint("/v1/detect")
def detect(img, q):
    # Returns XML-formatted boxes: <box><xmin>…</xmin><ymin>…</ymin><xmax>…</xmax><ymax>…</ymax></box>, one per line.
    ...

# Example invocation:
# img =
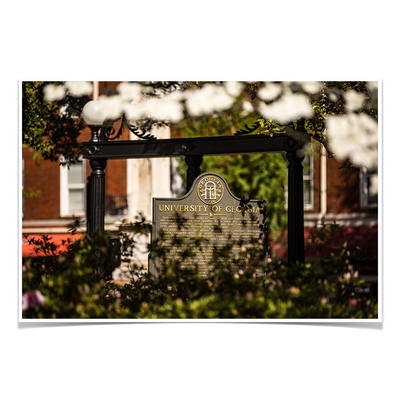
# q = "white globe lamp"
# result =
<box><xmin>82</xmin><ymin>100</ymin><xmax>107</xmax><ymax>143</ymax></box>
<box><xmin>82</xmin><ymin>100</ymin><xmax>106</xmax><ymax>127</ymax></box>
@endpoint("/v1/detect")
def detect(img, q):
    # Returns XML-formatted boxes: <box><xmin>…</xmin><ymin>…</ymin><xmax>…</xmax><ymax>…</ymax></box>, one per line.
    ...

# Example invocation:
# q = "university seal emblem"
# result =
<box><xmin>197</xmin><ymin>175</ymin><xmax>224</xmax><ymax>205</ymax></box>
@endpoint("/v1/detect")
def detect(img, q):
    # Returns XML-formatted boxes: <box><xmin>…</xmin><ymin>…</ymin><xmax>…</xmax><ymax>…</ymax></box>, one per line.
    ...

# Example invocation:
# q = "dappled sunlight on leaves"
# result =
<box><xmin>22</xmin><ymin>216</ymin><xmax>378</xmax><ymax>319</ymax></box>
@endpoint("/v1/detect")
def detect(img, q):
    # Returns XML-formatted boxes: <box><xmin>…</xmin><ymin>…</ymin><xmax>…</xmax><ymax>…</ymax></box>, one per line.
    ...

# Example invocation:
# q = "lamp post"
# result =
<box><xmin>82</xmin><ymin>100</ymin><xmax>125</xmax><ymax>279</ymax></box>
<box><xmin>82</xmin><ymin>101</ymin><xmax>107</xmax><ymax>235</ymax></box>
<box><xmin>82</xmin><ymin>99</ymin><xmax>158</xmax><ymax>234</ymax></box>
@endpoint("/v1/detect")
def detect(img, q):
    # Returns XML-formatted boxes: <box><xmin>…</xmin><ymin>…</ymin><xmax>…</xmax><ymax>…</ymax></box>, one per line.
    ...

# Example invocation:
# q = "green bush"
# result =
<box><xmin>22</xmin><ymin>231</ymin><xmax>131</xmax><ymax>318</ymax></box>
<box><xmin>22</xmin><ymin>218</ymin><xmax>378</xmax><ymax>319</ymax></box>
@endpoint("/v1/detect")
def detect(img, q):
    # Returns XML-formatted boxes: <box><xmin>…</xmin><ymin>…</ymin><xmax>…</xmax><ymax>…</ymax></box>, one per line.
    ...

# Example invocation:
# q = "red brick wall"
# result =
<box><xmin>326</xmin><ymin>157</ymin><xmax>360</xmax><ymax>213</ymax></box>
<box><xmin>103</xmin><ymin>114</ymin><xmax>129</xmax><ymax>199</ymax></box>
<box><xmin>22</xmin><ymin>83</ymin><xmax>130</xmax><ymax>221</ymax></box>
<box><xmin>23</xmin><ymin>147</ymin><xmax>60</xmax><ymax>220</ymax></box>
<box><xmin>304</xmin><ymin>149</ymin><xmax>378</xmax><ymax>215</ymax></box>
<box><xmin>98</xmin><ymin>81</ymin><xmax>120</xmax><ymax>96</ymax></box>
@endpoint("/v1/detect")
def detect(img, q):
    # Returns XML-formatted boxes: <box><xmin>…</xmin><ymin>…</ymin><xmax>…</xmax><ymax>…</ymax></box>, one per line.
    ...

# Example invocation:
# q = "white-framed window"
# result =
<box><xmin>360</xmin><ymin>166</ymin><xmax>378</xmax><ymax>208</ymax></box>
<box><xmin>303</xmin><ymin>154</ymin><xmax>314</xmax><ymax>210</ymax></box>
<box><xmin>60</xmin><ymin>157</ymin><xmax>86</xmax><ymax>216</ymax></box>
<box><xmin>284</xmin><ymin>154</ymin><xmax>314</xmax><ymax>210</ymax></box>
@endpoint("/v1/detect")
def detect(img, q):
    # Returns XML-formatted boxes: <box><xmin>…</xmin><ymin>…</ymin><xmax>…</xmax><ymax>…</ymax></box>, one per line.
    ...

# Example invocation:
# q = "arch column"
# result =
<box><xmin>286</xmin><ymin>150</ymin><xmax>305</xmax><ymax>264</ymax></box>
<box><xmin>185</xmin><ymin>155</ymin><xmax>203</xmax><ymax>193</ymax></box>
<box><xmin>88</xmin><ymin>158</ymin><xmax>107</xmax><ymax>235</ymax></box>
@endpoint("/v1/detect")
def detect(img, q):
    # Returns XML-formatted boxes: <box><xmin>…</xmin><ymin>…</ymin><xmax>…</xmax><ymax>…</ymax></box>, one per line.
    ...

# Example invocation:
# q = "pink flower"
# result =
<box><xmin>246</xmin><ymin>291</ymin><xmax>253</xmax><ymax>301</ymax></box>
<box><xmin>22</xmin><ymin>290</ymin><xmax>46</xmax><ymax>311</ymax></box>
<box><xmin>33</xmin><ymin>290</ymin><xmax>46</xmax><ymax>305</ymax></box>
<box><xmin>349</xmin><ymin>299</ymin><xmax>357</xmax><ymax>307</ymax></box>
<box><xmin>22</xmin><ymin>293</ymin><xmax>30</xmax><ymax>311</ymax></box>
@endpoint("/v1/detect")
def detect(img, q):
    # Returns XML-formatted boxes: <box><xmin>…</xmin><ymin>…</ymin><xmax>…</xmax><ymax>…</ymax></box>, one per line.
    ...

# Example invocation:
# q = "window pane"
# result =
<box><xmin>303</xmin><ymin>155</ymin><xmax>311</xmax><ymax>178</ymax></box>
<box><xmin>303</xmin><ymin>181</ymin><xmax>311</xmax><ymax>205</ymax></box>
<box><xmin>69</xmin><ymin>189</ymin><xmax>85</xmax><ymax>212</ymax></box>
<box><xmin>68</xmin><ymin>161</ymin><xmax>84</xmax><ymax>185</ymax></box>
<box><xmin>367</xmin><ymin>173</ymin><xmax>378</xmax><ymax>205</ymax></box>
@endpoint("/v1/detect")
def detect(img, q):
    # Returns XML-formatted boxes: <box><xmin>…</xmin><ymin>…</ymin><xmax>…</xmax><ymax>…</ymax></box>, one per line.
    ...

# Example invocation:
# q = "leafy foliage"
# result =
<box><xmin>22</xmin><ymin>81</ymin><xmax>89</xmax><ymax>165</ymax></box>
<box><xmin>200</xmin><ymin>81</ymin><xmax>378</xmax><ymax>164</ymax></box>
<box><xmin>21</xmin><ymin>81</ymin><xmax>378</xmax><ymax>319</ymax></box>
<box><xmin>172</xmin><ymin>108</ymin><xmax>288</xmax><ymax>240</ymax></box>
<box><xmin>288</xmin><ymin>81</ymin><xmax>377</xmax><ymax>157</ymax></box>
<box><xmin>22</xmin><ymin>217</ymin><xmax>377</xmax><ymax>319</ymax></box>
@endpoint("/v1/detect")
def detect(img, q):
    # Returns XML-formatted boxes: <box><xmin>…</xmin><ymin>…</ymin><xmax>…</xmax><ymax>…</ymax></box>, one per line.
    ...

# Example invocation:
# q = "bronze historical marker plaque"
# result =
<box><xmin>150</xmin><ymin>173</ymin><xmax>268</xmax><ymax>277</ymax></box>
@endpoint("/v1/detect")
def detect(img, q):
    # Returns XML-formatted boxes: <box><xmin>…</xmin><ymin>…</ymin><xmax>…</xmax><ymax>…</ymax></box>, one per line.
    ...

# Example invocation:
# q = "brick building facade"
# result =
<box><xmin>23</xmin><ymin>129</ymin><xmax>130</xmax><ymax>224</ymax></box>
<box><xmin>22</xmin><ymin>81</ymin><xmax>378</xmax><ymax>278</ymax></box>
<box><xmin>304</xmin><ymin>148</ymin><xmax>378</xmax><ymax>221</ymax></box>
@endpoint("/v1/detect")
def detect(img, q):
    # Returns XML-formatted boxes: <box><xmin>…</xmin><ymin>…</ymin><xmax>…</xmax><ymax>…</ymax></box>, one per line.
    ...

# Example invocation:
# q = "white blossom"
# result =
<box><xmin>98</xmin><ymin>95</ymin><xmax>124</xmax><ymax>120</ymax></box>
<box><xmin>117</xmin><ymin>82</ymin><xmax>143</xmax><ymax>101</ymax></box>
<box><xmin>240</xmin><ymin>100</ymin><xmax>254</xmax><ymax>116</ymax></box>
<box><xmin>164</xmin><ymin>90</ymin><xmax>185</xmax><ymax>102</ymax></box>
<box><xmin>257</xmin><ymin>83</ymin><xmax>281</xmax><ymax>102</ymax></box>
<box><xmin>326</xmin><ymin>113</ymin><xmax>378</xmax><ymax>169</ymax></box>
<box><xmin>344</xmin><ymin>90</ymin><xmax>365</xmax><ymax>112</ymax></box>
<box><xmin>185</xmin><ymin>84</ymin><xmax>234</xmax><ymax>117</ymax></box>
<box><xmin>123</xmin><ymin>90</ymin><xmax>184</xmax><ymax>123</ymax></box>
<box><xmin>366</xmin><ymin>81</ymin><xmax>378</xmax><ymax>110</ymax></box>
<box><xmin>328</xmin><ymin>92</ymin><xmax>338</xmax><ymax>102</ymax></box>
<box><xmin>124</xmin><ymin>102</ymin><xmax>145</xmax><ymax>122</ymax></box>
<box><xmin>370</xmin><ymin>173</ymin><xmax>378</xmax><ymax>195</ymax></box>
<box><xmin>144</xmin><ymin>96</ymin><xmax>184</xmax><ymax>123</ymax></box>
<box><xmin>43</xmin><ymin>84</ymin><xmax>66</xmax><ymax>102</ymax></box>
<box><xmin>224</xmin><ymin>81</ymin><xmax>243</xmax><ymax>97</ymax></box>
<box><xmin>65</xmin><ymin>81</ymin><xmax>93</xmax><ymax>97</ymax></box>
<box><xmin>367</xmin><ymin>81</ymin><xmax>378</xmax><ymax>91</ymax></box>
<box><xmin>300</xmin><ymin>81</ymin><xmax>323</xmax><ymax>94</ymax></box>
<box><xmin>258</xmin><ymin>92</ymin><xmax>314</xmax><ymax>124</ymax></box>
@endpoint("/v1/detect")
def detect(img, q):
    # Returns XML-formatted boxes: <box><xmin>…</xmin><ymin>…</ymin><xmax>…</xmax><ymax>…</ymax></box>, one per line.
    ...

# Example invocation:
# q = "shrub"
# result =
<box><xmin>21</xmin><ymin>218</ymin><xmax>378</xmax><ymax>319</ymax></box>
